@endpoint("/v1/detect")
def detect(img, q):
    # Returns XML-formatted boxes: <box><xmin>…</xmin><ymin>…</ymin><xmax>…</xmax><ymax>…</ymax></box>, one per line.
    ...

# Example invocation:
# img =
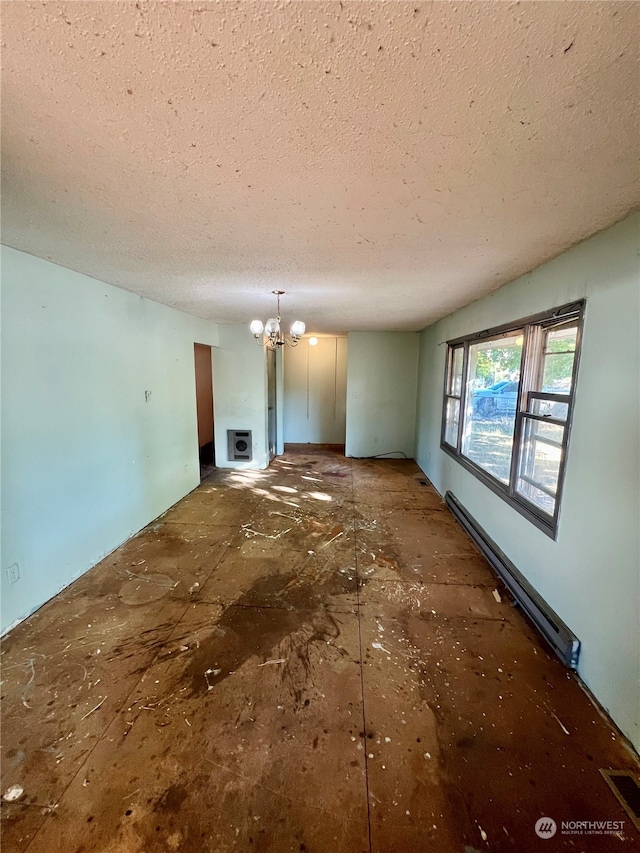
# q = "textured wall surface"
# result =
<box><xmin>1</xmin><ymin>1</ymin><xmax>638</xmax><ymax>331</ymax></box>
<box><xmin>415</xmin><ymin>213</ymin><xmax>640</xmax><ymax>751</ymax></box>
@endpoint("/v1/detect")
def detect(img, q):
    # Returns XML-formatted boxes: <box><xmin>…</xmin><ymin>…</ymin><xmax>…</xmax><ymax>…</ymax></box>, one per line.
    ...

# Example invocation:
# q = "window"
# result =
<box><xmin>461</xmin><ymin>333</ymin><xmax>523</xmax><ymax>484</ymax></box>
<box><xmin>441</xmin><ymin>301</ymin><xmax>584</xmax><ymax>537</ymax></box>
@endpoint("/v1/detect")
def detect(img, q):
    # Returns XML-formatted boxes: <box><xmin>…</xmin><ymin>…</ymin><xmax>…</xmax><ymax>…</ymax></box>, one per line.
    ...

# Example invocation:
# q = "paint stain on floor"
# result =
<box><xmin>1</xmin><ymin>448</ymin><xmax>637</xmax><ymax>852</ymax></box>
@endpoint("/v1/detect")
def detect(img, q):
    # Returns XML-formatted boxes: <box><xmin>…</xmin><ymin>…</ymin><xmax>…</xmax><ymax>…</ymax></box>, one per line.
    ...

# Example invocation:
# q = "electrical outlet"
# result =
<box><xmin>184</xmin><ymin>465</ymin><xmax>188</xmax><ymax>474</ymax></box>
<box><xmin>6</xmin><ymin>563</ymin><xmax>20</xmax><ymax>584</ymax></box>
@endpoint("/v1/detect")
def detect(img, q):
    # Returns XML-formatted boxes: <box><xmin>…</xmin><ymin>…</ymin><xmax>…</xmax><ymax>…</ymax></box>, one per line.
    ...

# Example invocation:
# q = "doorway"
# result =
<box><xmin>267</xmin><ymin>347</ymin><xmax>277</xmax><ymax>461</ymax></box>
<box><xmin>194</xmin><ymin>343</ymin><xmax>215</xmax><ymax>481</ymax></box>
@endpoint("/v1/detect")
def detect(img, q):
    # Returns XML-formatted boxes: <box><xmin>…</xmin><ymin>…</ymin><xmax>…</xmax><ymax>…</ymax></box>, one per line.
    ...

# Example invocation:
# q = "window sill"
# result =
<box><xmin>440</xmin><ymin>443</ymin><xmax>558</xmax><ymax>540</ymax></box>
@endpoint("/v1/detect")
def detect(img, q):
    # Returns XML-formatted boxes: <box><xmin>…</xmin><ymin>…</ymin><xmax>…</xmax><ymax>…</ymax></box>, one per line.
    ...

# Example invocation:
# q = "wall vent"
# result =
<box><xmin>227</xmin><ymin>430</ymin><xmax>252</xmax><ymax>461</ymax></box>
<box><xmin>445</xmin><ymin>491</ymin><xmax>580</xmax><ymax>670</ymax></box>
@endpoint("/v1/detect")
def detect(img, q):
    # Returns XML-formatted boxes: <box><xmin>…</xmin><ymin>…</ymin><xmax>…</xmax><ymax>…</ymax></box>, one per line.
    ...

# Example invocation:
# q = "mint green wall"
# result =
<box><xmin>0</xmin><ymin>248</ymin><xmax>218</xmax><ymax>633</ymax></box>
<box><xmin>284</xmin><ymin>337</ymin><xmax>348</xmax><ymax>444</ymax></box>
<box><xmin>212</xmin><ymin>325</ymin><xmax>269</xmax><ymax>470</ymax></box>
<box><xmin>346</xmin><ymin>332</ymin><xmax>419</xmax><ymax>459</ymax></box>
<box><xmin>415</xmin><ymin>214</ymin><xmax>640</xmax><ymax>750</ymax></box>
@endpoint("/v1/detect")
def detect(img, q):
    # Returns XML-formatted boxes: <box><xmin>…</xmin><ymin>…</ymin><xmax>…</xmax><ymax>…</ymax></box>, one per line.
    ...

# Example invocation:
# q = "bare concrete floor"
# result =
<box><xmin>1</xmin><ymin>449</ymin><xmax>637</xmax><ymax>852</ymax></box>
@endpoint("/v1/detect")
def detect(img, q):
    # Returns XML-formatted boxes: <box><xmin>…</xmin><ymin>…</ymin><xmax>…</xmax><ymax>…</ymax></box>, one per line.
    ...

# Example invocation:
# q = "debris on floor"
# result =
<box><xmin>0</xmin><ymin>449</ymin><xmax>636</xmax><ymax>852</ymax></box>
<box><xmin>2</xmin><ymin>786</ymin><xmax>24</xmax><ymax>803</ymax></box>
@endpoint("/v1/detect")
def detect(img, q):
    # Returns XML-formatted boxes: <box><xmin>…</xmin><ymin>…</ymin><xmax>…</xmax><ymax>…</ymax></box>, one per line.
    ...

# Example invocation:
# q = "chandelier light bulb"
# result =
<box><xmin>249</xmin><ymin>291</ymin><xmax>305</xmax><ymax>349</ymax></box>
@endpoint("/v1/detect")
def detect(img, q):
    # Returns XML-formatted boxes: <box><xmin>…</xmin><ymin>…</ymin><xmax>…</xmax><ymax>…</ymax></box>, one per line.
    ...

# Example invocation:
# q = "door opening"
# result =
<box><xmin>194</xmin><ymin>343</ymin><xmax>215</xmax><ymax>481</ymax></box>
<box><xmin>267</xmin><ymin>347</ymin><xmax>277</xmax><ymax>461</ymax></box>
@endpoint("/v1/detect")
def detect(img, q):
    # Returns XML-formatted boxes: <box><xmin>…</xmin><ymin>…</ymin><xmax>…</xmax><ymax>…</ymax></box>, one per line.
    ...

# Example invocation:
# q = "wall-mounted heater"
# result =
<box><xmin>227</xmin><ymin>430</ymin><xmax>252</xmax><ymax>461</ymax></box>
<box><xmin>445</xmin><ymin>492</ymin><xmax>580</xmax><ymax>670</ymax></box>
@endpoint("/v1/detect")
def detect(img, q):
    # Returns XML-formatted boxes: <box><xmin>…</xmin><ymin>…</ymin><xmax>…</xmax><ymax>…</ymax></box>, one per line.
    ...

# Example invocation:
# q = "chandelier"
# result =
<box><xmin>249</xmin><ymin>290</ymin><xmax>305</xmax><ymax>349</ymax></box>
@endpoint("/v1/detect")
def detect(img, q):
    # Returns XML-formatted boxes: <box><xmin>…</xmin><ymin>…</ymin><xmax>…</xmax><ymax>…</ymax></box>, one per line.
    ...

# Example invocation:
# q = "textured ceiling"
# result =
<box><xmin>2</xmin><ymin>1</ymin><xmax>638</xmax><ymax>333</ymax></box>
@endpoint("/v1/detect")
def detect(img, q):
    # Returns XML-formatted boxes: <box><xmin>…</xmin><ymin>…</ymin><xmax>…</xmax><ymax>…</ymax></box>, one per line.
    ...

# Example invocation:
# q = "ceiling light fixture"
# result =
<box><xmin>250</xmin><ymin>290</ymin><xmax>305</xmax><ymax>348</ymax></box>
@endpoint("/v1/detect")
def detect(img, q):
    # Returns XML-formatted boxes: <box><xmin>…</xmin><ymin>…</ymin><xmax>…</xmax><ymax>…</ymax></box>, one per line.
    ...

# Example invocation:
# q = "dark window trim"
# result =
<box><xmin>445</xmin><ymin>301</ymin><xmax>584</xmax><ymax>348</ymax></box>
<box><xmin>441</xmin><ymin>343</ymin><xmax>467</xmax><ymax>451</ymax></box>
<box><xmin>440</xmin><ymin>300</ymin><xmax>586</xmax><ymax>540</ymax></box>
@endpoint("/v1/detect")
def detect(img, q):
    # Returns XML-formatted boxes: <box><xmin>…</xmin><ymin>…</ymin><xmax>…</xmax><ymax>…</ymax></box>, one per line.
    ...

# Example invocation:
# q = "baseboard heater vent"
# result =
<box><xmin>444</xmin><ymin>491</ymin><xmax>580</xmax><ymax>670</ymax></box>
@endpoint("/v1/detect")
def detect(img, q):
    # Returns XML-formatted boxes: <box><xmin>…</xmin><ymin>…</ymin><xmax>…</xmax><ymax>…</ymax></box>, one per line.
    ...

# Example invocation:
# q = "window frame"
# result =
<box><xmin>443</xmin><ymin>344</ymin><xmax>467</xmax><ymax>449</ymax></box>
<box><xmin>440</xmin><ymin>301</ymin><xmax>585</xmax><ymax>539</ymax></box>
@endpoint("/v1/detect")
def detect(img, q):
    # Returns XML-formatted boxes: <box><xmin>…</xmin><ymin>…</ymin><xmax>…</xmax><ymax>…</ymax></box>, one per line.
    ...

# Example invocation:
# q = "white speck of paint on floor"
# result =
<box><xmin>3</xmin><ymin>785</ymin><xmax>24</xmax><ymax>802</ymax></box>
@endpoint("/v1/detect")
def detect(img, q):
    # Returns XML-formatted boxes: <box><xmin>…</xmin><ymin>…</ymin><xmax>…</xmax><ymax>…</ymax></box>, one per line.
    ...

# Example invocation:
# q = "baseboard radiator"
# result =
<box><xmin>445</xmin><ymin>492</ymin><xmax>580</xmax><ymax>670</ymax></box>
